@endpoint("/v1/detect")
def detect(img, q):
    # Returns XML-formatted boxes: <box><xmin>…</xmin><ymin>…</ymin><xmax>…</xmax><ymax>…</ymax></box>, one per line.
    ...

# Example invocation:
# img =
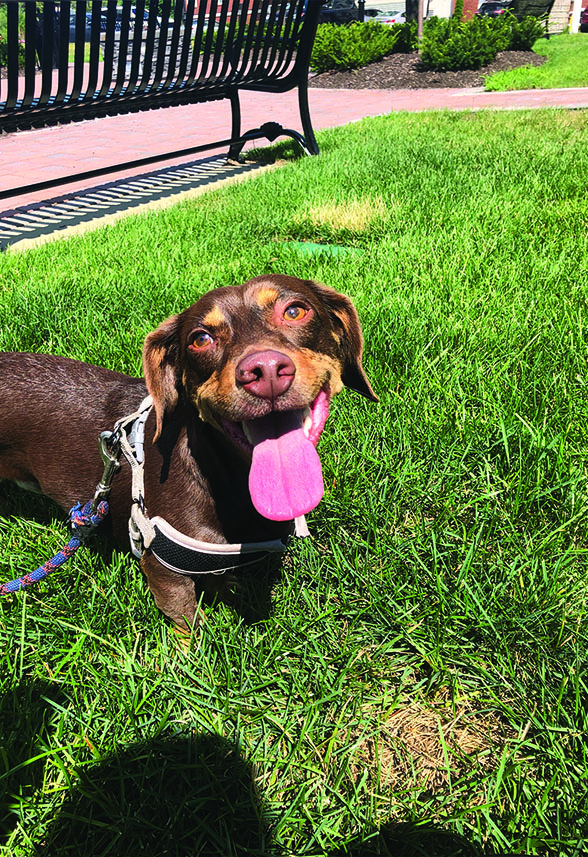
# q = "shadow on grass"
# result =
<box><xmin>0</xmin><ymin>680</ymin><xmax>63</xmax><ymax>846</ymax></box>
<box><xmin>200</xmin><ymin>554</ymin><xmax>284</xmax><ymax>627</ymax></box>
<box><xmin>329</xmin><ymin>825</ymin><xmax>526</xmax><ymax>856</ymax></box>
<box><xmin>0</xmin><ymin>683</ymin><xmax>529</xmax><ymax>856</ymax></box>
<box><xmin>37</xmin><ymin>734</ymin><xmax>272</xmax><ymax>857</ymax></box>
<box><xmin>37</xmin><ymin>767</ymin><xmax>527</xmax><ymax>857</ymax></box>
<box><xmin>0</xmin><ymin>481</ymin><xmax>67</xmax><ymax>529</ymax></box>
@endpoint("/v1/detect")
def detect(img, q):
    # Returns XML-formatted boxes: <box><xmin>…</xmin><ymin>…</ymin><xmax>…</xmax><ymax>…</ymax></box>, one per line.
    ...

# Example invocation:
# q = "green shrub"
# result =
<box><xmin>309</xmin><ymin>8</ymin><xmax>544</xmax><ymax>75</ymax></box>
<box><xmin>505</xmin><ymin>13</ymin><xmax>545</xmax><ymax>49</ymax></box>
<box><xmin>0</xmin><ymin>31</ymin><xmax>25</xmax><ymax>70</ymax></box>
<box><xmin>390</xmin><ymin>20</ymin><xmax>418</xmax><ymax>52</ymax></box>
<box><xmin>479</xmin><ymin>11</ymin><xmax>544</xmax><ymax>52</ymax></box>
<box><xmin>420</xmin><ymin>14</ymin><xmax>505</xmax><ymax>70</ymax></box>
<box><xmin>489</xmin><ymin>14</ymin><xmax>513</xmax><ymax>51</ymax></box>
<box><xmin>419</xmin><ymin>10</ymin><xmax>542</xmax><ymax>72</ymax></box>
<box><xmin>310</xmin><ymin>20</ymin><xmax>400</xmax><ymax>72</ymax></box>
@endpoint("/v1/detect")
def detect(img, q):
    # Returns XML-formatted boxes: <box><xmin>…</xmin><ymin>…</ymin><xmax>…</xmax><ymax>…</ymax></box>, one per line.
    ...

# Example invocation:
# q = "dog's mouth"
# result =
<box><xmin>219</xmin><ymin>387</ymin><xmax>330</xmax><ymax>522</ymax></box>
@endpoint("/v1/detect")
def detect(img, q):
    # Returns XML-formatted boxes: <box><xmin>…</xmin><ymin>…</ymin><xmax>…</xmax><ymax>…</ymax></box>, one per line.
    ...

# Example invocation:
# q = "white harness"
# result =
<box><xmin>114</xmin><ymin>397</ymin><xmax>308</xmax><ymax>576</ymax></box>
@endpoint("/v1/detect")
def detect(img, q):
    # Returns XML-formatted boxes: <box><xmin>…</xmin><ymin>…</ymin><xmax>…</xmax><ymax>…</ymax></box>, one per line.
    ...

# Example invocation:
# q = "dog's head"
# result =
<box><xmin>143</xmin><ymin>275</ymin><xmax>377</xmax><ymax>522</ymax></box>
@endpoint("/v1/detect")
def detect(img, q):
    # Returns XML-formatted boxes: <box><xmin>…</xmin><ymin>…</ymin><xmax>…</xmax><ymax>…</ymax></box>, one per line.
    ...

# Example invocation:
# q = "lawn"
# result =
<box><xmin>484</xmin><ymin>32</ymin><xmax>588</xmax><ymax>90</ymax></box>
<box><xmin>1</xmin><ymin>107</ymin><xmax>588</xmax><ymax>855</ymax></box>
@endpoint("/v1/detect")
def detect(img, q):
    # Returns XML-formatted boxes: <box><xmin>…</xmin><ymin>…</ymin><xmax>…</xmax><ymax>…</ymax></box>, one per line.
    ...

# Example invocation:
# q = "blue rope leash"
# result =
<box><xmin>0</xmin><ymin>500</ymin><xmax>109</xmax><ymax>596</ymax></box>
<box><xmin>0</xmin><ymin>401</ymin><xmax>149</xmax><ymax>597</ymax></box>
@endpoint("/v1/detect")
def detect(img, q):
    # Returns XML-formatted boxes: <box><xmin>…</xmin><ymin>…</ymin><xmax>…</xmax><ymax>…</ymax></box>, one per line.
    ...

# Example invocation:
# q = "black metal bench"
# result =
<box><xmin>0</xmin><ymin>0</ymin><xmax>322</xmax><ymax>200</ymax></box>
<box><xmin>511</xmin><ymin>0</ymin><xmax>556</xmax><ymax>25</ymax></box>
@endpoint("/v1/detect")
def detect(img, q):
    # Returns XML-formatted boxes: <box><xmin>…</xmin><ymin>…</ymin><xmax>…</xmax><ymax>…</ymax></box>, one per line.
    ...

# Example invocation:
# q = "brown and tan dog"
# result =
<box><xmin>0</xmin><ymin>275</ymin><xmax>377</xmax><ymax>628</ymax></box>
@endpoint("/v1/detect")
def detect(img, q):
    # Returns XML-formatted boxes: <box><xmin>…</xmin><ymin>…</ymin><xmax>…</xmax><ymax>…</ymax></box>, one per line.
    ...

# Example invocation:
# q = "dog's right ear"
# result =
<box><xmin>143</xmin><ymin>314</ymin><xmax>182</xmax><ymax>442</ymax></box>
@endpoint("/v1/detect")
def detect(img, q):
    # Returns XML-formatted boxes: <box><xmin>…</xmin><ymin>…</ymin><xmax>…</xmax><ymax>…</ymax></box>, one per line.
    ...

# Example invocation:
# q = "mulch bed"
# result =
<box><xmin>308</xmin><ymin>49</ymin><xmax>547</xmax><ymax>89</ymax></box>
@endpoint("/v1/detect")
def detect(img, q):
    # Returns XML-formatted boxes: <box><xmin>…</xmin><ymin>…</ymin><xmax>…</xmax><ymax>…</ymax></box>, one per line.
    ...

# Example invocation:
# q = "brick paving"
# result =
<box><xmin>1</xmin><ymin>83</ymin><xmax>588</xmax><ymax>246</ymax></box>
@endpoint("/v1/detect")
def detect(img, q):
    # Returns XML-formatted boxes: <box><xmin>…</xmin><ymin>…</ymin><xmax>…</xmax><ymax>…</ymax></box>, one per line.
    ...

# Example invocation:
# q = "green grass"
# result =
<box><xmin>68</xmin><ymin>41</ymin><xmax>93</xmax><ymax>63</ymax></box>
<box><xmin>484</xmin><ymin>32</ymin><xmax>588</xmax><ymax>90</ymax></box>
<box><xmin>1</xmin><ymin>108</ymin><xmax>588</xmax><ymax>855</ymax></box>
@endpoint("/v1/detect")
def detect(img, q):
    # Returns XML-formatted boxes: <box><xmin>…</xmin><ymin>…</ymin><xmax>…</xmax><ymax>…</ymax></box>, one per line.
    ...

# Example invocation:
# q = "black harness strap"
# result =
<box><xmin>150</xmin><ymin>527</ymin><xmax>276</xmax><ymax>576</ymax></box>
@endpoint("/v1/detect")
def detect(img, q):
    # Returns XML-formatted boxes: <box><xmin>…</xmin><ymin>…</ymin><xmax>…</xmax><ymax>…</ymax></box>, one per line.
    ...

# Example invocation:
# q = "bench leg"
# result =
<box><xmin>228</xmin><ymin>90</ymin><xmax>245</xmax><ymax>161</ymax></box>
<box><xmin>228</xmin><ymin>82</ymin><xmax>320</xmax><ymax>160</ymax></box>
<box><xmin>298</xmin><ymin>78</ymin><xmax>319</xmax><ymax>157</ymax></box>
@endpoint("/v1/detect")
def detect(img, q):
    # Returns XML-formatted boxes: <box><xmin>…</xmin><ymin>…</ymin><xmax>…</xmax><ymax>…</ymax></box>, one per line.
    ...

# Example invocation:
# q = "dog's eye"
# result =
<box><xmin>284</xmin><ymin>304</ymin><xmax>308</xmax><ymax>322</ymax></box>
<box><xmin>189</xmin><ymin>331</ymin><xmax>214</xmax><ymax>350</ymax></box>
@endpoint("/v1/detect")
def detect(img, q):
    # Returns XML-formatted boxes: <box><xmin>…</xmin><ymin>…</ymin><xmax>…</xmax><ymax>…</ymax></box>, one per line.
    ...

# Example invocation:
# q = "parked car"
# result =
<box><xmin>69</xmin><ymin>13</ymin><xmax>92</xmax><ymax>41</ymax></box>
<box><xmin>372</xmin><ymin>9</ymin><xmax>407</xmax><ymax>23</ymax></box>
<box><xmin>477</xmin><ymin>1</ymin><xmax>510</xmax><ymax>15</ymax></box>
<box><xmin>319</xmin><ymin>0</ymin><xmax>361</xmax><ymax>24</ymax></box>
<box><xmin>69</xmin><ymin>6</ymin><xmax>156</xmax><ymax>38</ymax></box>
<box><xmin>580</xmin><ymin>5</ymin><xmax>588</xmax><ymax>32</ymax></box>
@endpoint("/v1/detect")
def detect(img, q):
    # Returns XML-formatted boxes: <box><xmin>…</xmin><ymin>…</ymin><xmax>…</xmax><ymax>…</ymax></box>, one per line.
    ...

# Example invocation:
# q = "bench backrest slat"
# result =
<box><xmin>4</xmin><ymin>0</ymin><xmax>19</xmax><ymax>109</ymax></box>
<box><xmin>111</xmin><ymin>0</ymin><xmax>132</xmax><ymax>95</ymax></box>
<box><xmin>211</xmin><ymin>0</ymin><xmax>234</xmax><ymax>81</ymax></box>
<box><xmin>160</xmin><ymin>0</ymin><xmax>184</xmax><ymax>88</ymax></box>
<box><xmin>175</xmin><ymin>0</ymin><xmax>196</xmax><ymax>85</ymax></box>
<box><xmin>55</xmin><ymin>0</ymin><xmax>71</xmax><ymax>103</ymax></box>
<box><xmin>70</xmin><ymin>0</ymin><xmax>87</xmax><ymax>101</ymax></box>
<box><xmin>21</xmin><ymin>2</ymin><xmax>37</xmax><ymax>108</ymax></box>
<box><xmin>275</xmin><ymin>1</ymin><xmax>305</xmax><ymax>77</ymax></box>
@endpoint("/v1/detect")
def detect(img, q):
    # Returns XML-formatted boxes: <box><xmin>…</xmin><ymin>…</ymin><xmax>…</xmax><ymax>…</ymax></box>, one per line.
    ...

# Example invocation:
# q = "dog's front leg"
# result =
<box><xmin>141</xmin><ymin>554</ymin><xmax>203</xmax><ymax>631</ymax></box>
<box><xmin>199</xmin><ymin>570</ymin><xmax>240</xmax><ymax>607</ymax></box>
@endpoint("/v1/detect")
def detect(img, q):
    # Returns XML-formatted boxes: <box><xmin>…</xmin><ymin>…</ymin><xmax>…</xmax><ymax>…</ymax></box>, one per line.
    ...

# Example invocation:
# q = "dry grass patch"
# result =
<box><xmin>294</xmin><ymin>196</ymin><xmax>389</xmax><ymax>235</ymax></box>
<box><xmin>359</xmin><ymin>695</ymin><xmax>515</xmax><ymax>796</ymax></box>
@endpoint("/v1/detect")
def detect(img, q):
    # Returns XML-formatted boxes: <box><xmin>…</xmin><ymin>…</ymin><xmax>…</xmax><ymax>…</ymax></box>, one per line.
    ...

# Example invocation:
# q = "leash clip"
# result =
<box><xmin>92</xmin><ymin>430</ymin><xmax>122</xmax><ymax>510</ymax></box>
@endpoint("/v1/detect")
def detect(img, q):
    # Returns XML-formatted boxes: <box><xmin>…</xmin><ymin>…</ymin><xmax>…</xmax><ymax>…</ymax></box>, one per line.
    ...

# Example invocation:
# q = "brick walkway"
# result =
<box><xmin>2</xmin><ymin>83</ymin><xmax>588</xmax><ymax>248</ymax></box>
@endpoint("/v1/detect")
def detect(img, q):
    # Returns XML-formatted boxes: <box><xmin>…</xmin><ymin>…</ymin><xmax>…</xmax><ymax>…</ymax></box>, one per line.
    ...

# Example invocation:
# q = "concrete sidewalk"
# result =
<box><xmin>2</xmin><ymin>83</ymin><xmax>588</xmax><ymax>249</ymax></box>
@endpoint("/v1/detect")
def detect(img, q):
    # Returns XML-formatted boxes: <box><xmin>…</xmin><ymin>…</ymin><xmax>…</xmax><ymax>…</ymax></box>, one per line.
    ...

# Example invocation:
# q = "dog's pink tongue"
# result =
<box><xmin>246</xmin><ymin>412</ymin><xmax>323</xmax><ymax>521</ymax></box>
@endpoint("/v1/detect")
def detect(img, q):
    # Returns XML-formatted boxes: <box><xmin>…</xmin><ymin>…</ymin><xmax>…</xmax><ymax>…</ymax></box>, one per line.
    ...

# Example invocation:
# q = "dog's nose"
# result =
<box><xmin>235</xmin><ymin>350</ymin><xmax>296</xmax><ymax>400</ymax></box>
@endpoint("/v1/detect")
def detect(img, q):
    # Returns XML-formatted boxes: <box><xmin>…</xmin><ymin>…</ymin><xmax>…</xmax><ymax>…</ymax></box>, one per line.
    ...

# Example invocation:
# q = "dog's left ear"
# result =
<box><xmin>143</xmin><ymin>314</ymin><xmax>182</xmax><ymax>441</ymax></box>
<box><xmin>312</xmin><ymin>284</ymin><xmax>379</xmax><ymax>402</ymax></box>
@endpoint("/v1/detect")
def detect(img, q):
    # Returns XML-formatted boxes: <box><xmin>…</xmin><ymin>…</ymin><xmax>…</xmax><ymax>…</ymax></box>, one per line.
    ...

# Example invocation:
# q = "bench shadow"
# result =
<box><xmin>36</xmin><ymin>734</ymin><xmax>272</xmax><ymax>857</ymax></box>
<box><xmin>0</xmin><ymin>156</ymin><xmax>264</xmax><ymax>252</ymax></box>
